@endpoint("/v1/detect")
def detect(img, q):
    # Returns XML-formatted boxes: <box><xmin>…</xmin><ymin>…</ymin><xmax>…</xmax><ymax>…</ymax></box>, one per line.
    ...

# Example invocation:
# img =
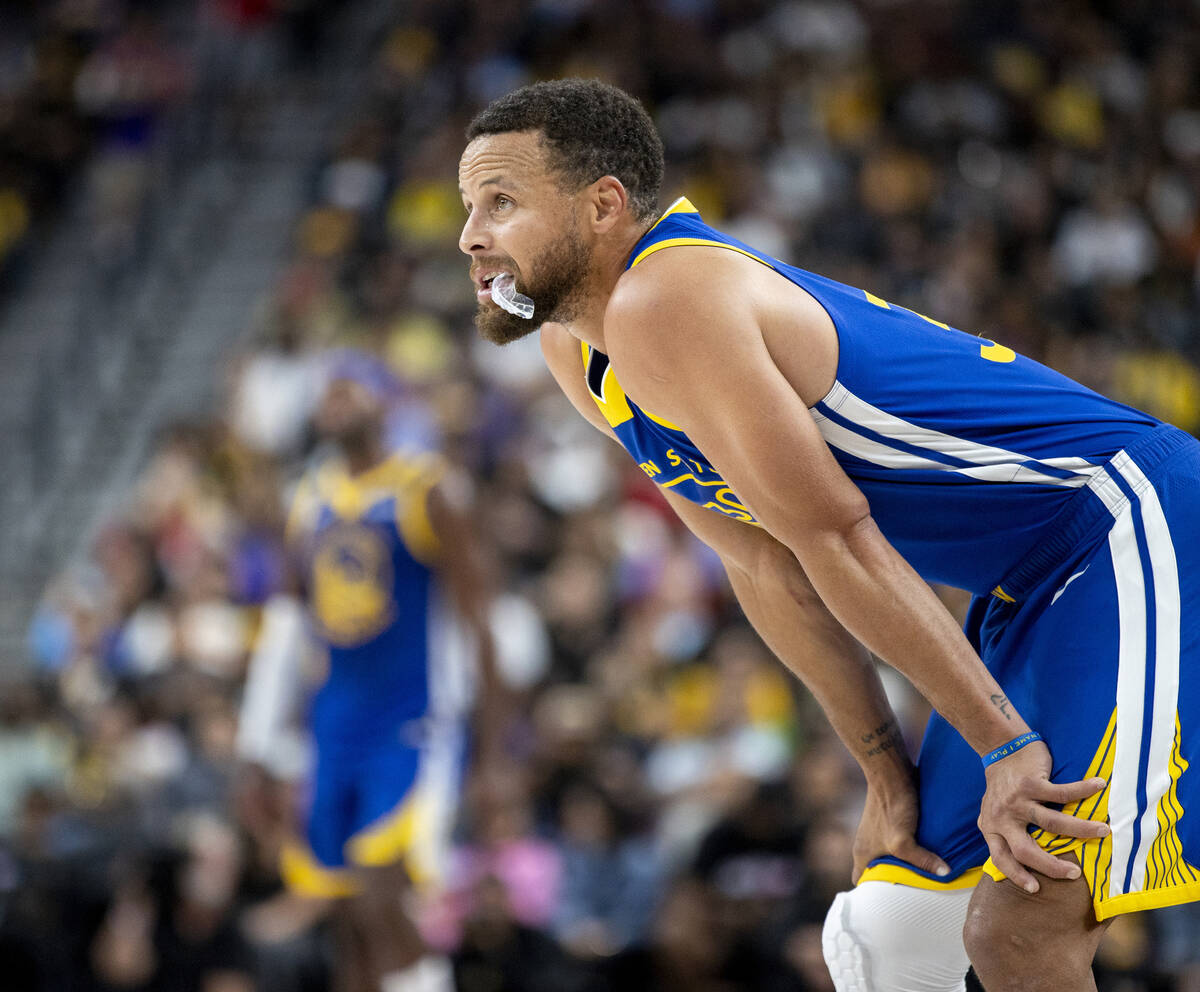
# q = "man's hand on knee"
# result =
<box><xmin>978</xmin><ymin>741</ymin><xmax>1108</xmax><ymax>893</ymax></box>
<box><xmin>853</xmin><ymin>779</ymin><xmax>951</xmax><ymax>882</ymax></box>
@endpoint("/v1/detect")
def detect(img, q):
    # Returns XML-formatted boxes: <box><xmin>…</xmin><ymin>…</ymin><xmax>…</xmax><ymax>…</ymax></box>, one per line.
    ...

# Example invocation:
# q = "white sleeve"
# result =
<box><xmin>236</xmin><ymin>594</ymin><xmax>310</xmax><ymax>768</ymax></box>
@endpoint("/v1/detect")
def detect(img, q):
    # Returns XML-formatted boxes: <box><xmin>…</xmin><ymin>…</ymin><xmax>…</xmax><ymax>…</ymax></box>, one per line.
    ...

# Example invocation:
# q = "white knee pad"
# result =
<box><xmin>822</xmin><ymin>881</ymin><xmax>974</xmax><ymax>992</ymax></box>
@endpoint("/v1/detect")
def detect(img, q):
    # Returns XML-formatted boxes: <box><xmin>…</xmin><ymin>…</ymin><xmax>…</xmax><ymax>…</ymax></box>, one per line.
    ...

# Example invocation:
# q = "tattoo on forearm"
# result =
<box><xmin>860</xmin><ymin>720</ymin><xmax>906</xmax><ymax>758</ymax></box>
<box><xmin>991</xmin><ymin>694</ymin><xmax>1012</xmax><ymax>720</ymax></box>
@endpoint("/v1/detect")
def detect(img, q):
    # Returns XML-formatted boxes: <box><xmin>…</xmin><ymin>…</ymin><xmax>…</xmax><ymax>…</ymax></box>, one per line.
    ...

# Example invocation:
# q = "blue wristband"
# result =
<box><xmin>981</xmin><ymin>731</ymin><xmax>1042</xmax><ymax>768</ymax></box>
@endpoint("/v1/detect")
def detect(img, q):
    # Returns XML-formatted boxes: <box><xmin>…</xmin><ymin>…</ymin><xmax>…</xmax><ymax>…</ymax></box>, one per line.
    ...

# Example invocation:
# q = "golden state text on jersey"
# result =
<box><xmin>583</xmin><ymin>341</ymin><xmax>761</xmax><ymax>527</ymax></box>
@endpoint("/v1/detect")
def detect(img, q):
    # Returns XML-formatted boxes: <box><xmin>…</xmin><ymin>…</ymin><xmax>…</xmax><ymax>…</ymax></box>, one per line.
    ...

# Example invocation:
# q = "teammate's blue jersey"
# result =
<box><xmin>287</xmin><ymin>452</ymin><xmax>446</xmax><ymax>756</ymax></box>
<box><xmin>587</xmin><ymin>197</ymin><xmax>1159</xmax><ymax>595</ymax></box>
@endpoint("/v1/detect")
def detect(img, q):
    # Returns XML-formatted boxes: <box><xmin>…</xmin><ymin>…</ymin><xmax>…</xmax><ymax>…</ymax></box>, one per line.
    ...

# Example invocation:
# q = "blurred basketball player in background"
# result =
<box><xmin>239</xmin><ymin>350</ymin><xmax>502</xmax><ymax>992</ymax></box>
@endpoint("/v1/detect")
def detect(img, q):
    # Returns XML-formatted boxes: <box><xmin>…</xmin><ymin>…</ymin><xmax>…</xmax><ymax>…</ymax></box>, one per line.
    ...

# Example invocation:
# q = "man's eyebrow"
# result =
<box><xmin>458</xmin><ymin>176</ymin><xmax>513</xmax><ymax>195</ymax></box>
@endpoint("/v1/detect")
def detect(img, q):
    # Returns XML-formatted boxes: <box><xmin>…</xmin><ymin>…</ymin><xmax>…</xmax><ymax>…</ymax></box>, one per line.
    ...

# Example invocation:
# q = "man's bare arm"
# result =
<box><xmin>659</xmin><ymin>488</ymin><xmax>950</xmax><ymax>879</ymax></box>
<box><xmin>543</xmin><ymin>317</ymin><xmax>906</xmax><ymax>771</ymax></box>
<box><xmin>426</xmin><ymin>476</ymin><xmax>506</xmax><ymax>767</ymax></box>
<box><xmin>542</xmin><ymin>319</ymin><xmax>946</xmax><ymax>877</ymax></box>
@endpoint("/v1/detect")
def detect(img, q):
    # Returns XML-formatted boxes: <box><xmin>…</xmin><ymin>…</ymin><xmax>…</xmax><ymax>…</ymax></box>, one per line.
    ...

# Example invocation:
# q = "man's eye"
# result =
<box><xmin>495</xmin><ymin>196</ymin><xmax>513</xmax><ymax>210</ymax></box>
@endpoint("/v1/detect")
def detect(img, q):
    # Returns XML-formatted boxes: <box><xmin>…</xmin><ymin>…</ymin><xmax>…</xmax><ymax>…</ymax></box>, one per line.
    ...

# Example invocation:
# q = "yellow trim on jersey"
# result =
<box><xmin>640</xmin><ymin>408</ymin><xmax>686</xmax><ymax>431</ymax></box>
<box><xmin>991</xmin><ymin>585</ymin><xmax>1016</xmax><ymax>603</ymax></box>
<box><xmin>646</xmin><ymin>196</ymin><xmax>699</xmax><ymax>233</ymax></box>
<box><xmin>581</xmin><ymin>341</ymin><xmax>686</xmax><ymax>430</ymax></box>
<box><xmin>629</xmin><ymin>236</ymin><xmax>776</xmax><ymax>274</ymax></box>
<box><xmin>581</xmin><ymin>342</ymin><xmax>634</xmax><ymax>428</ymax></box>
<box><xmin>280</xmin><ymin>840</ymin><xmax>360</xmax><ymax>899</ymax></box>
<box><xmin>858</xmin><ymin>864</ymin><xmax>984</xmax><ymax>891</ymax></box>
<box><xmin>288</xmin><ymin>453</ymin><xmax>446</xmax><ymax>559</ymax></box>
<box><xmin>597</xmin><ymin>216</ymin><xmax>782</xmax><ymax>433</ymax></box>
<box><xmin>395</xmin><ymin>456</ymin><xmax>446</xmax><ymax>566</ymax></box>
<box><xmin>981</xmin><ymin>710</ymin><xmax>1200</xmax><ymax>920</ymax></box>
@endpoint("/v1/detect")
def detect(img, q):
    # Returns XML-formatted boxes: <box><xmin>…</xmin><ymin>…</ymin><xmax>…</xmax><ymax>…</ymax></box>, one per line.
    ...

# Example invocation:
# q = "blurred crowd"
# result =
<box><xmin>6</xmin><ymin>0</ymin><xmax>1200</xmax><ymax>989</ymax></box>
<box><xmin>0</xmin><ymin>0</ymin><xmax>326</xmax><ymax>290</ymax></box>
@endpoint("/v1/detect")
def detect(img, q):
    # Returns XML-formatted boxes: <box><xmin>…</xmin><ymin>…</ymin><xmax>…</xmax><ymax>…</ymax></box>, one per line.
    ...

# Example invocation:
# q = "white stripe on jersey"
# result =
<box><xmin>813</xmin><ymin>381</ymin><xmax>1101</xmax><ymax>488</ymax></box>
<box><xmin>808</xmin><ymin>413</ymin><xmax>952</xmax><ymax>473</ymax></box>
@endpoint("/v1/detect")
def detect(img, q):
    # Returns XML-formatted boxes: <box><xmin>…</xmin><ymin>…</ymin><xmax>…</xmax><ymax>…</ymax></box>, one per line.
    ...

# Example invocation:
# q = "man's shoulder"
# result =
<box><xmin>610</xmin><ymin>242</ymin><xmax>741</xmax><ymax>313</ymax></box>
<box><xmin>606</xmin><ymin>246</ymin><xmax>744</xmax><ymax>357</ymax></box>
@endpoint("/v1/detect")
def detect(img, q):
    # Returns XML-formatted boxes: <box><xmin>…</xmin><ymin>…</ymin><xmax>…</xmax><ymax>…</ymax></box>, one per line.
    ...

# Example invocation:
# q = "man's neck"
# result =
<box><xmin>341</xmin><ymin>435</ymin><xmax>386</xmax><ymax>477</ymax></box>
<box><xmin>559</xmin><ymin>218</ymin><xmax>651</xmax><ymax>353</ymax></box>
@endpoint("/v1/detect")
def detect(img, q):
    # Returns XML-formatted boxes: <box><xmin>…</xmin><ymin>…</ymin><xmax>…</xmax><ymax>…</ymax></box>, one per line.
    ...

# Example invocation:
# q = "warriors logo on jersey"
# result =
<box><xmin>311</xmin><ymin>521</ymin><xmax>396</xmax><ymax>645</ymax></box>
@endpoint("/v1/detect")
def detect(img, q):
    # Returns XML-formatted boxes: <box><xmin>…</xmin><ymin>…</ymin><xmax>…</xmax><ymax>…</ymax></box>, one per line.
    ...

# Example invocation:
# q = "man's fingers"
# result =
<box><xmin>1029</xmin><ymin>804</ymin><xmax>1111</xmax><ymax>840</ymax></box>
<box><xmin>985</xmin><ymin>834</ymin><xmax>1039</xmax><ymax>894</ymax></box>
<box><xmin>1007</xmin><ymin>831</ymin><xmax>1081</xmax><ymax>882</ymax></box>
<box><xmin>893</xmin><ymin>838</ymin><xmax>951</xmax><ymax>878</ymax></box>
<box><xmin>1033</xmin><ymin>776</ymin><xmax>1108</xmax><ymax>806</ymax></box>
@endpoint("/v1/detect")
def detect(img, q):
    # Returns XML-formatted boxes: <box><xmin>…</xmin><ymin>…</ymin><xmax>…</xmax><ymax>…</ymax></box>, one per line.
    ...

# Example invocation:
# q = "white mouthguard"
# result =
<box><xmin>491</xmin><ymin>272</ymin><xmax>535</xmax><ymax>319</ymax></box>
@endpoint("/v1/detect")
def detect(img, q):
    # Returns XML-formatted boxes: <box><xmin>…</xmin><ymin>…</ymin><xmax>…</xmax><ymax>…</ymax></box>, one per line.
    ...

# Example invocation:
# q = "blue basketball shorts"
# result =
<box><xmin>861</xmin><ymin>424</ymin><xmax>1200</xmax><ymax>920</ymax></box>
<box><xmin>281</xmin><ymin>722</ymin><xmax>464</xmax><ymax>898</ymax></box>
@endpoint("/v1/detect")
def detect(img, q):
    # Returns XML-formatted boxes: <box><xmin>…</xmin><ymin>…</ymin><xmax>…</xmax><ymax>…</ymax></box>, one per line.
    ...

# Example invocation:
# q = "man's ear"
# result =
<box><xmin>588</xmin><ymin>176</ymin><xmax>629</xmax><ymax>233</ymax></box>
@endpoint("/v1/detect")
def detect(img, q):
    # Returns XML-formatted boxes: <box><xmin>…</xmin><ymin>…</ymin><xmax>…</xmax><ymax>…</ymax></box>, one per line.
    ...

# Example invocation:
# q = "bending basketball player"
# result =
<box><xmin>457</xmin><ymin>79</ymin><xmax>1200</xmax><ymax>992</ymax></box>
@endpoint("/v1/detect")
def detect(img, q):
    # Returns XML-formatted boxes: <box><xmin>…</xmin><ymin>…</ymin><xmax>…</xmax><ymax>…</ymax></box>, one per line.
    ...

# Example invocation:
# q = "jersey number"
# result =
<box><xmin>864</xmin><ymin>291</ymin><xmax>1015</xmax><ymax>364</ymax></box>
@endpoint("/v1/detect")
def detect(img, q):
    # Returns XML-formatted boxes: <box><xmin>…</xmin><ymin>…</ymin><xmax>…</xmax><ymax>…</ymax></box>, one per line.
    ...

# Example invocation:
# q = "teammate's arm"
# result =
<box><xmin>542</xmin><ymin>320</ymin><xmax>943</xmax><ymax>879</ymax></box>
<box><xmin>425</xmin><ymin>475</ymin><xmax>507</xmax><ymax>768</ymax></box>
<box><xmin>604</xmin><ymin>247</ymin><xmax>1107</xmax><ymax>892</ymax></box>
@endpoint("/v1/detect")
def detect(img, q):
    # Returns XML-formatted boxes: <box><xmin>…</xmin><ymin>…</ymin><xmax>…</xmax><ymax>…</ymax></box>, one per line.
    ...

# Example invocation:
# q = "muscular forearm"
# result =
<box><xmin>724</xmin><ymin>555</ymin><xmax>913</xmax><ymax>789</ymax></box>
<box><xmin>793</xmin><ymin>515</ymin><xmax>1025</xmax><ymax>756</ymax></box>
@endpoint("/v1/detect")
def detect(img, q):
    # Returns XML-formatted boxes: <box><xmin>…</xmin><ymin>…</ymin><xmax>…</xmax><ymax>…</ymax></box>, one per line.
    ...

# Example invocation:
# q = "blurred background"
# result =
<box><xmin>1</xmin><ymin>0</ymin><xmax>1199</xmax><ymax>989</ymax></box>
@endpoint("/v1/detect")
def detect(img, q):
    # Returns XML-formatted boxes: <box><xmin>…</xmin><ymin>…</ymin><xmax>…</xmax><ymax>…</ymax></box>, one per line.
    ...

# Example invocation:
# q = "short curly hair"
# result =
<box><xmin>467</xmin><ymin>79</ymin><xmax>665</xmax><ymax>223</ymax></box>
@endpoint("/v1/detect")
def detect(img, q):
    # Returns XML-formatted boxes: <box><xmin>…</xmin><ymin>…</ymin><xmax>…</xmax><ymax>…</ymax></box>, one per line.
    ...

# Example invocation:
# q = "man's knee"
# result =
<box><xmin>822</xmin><ymin>881</ymin><xmax>973</xmax><ymax>992</ymax></box>
<box><xmin>963</xmin><ymin>897</ymin><xmax>1092</xmax><ymax>980</ymax></box>
<box><xmin>350</xmin><ymin>861</ymin><xmax>411</xmax><ymax>917</ymax></box>
<box><xmin>963</xmin><ymin>871</ymin><xmax>1104</xmax><ymax>988</ymax></box>
<box><xmin>962</xmin><ymin>897</ymin><xmax>1031</xmax><ymax>974</ymax></box>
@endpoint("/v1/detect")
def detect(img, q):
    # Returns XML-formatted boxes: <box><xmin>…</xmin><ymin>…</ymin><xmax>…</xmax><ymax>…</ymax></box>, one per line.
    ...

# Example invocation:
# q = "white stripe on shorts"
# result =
<box><xmin>1107</xmin><ymin>502</ymin><xmax>1147</xmax><ymax>897</ymax></box>
<box><xmin>1104</xmin><ymin>454</ymin><xmax>1181</xmax><ymax>898</ymax></box>
<box><xmin>1114</xmin><ymin>456</ymin><xmax>1182</xmax><ymax>894</ymax></box>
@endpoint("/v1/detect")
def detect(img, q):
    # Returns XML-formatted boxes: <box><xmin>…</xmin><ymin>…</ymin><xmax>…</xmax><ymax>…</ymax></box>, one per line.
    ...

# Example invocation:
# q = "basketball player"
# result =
<box><xmin>456</xmin><ymin>79</ymin><xmax>1200</xmax><ymax>992</ymax></box>
<box><xmin>280</xmin><ymin>351</ymin><xmax>499</xmax><ymax>992</ymax></box>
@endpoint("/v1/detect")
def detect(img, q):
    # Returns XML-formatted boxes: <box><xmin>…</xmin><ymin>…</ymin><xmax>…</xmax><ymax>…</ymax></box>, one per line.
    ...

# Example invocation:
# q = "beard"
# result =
<box><xmin>473</xmin><ymin>225</ymin><xmax>593</xmax><ymax>346</ymax></box>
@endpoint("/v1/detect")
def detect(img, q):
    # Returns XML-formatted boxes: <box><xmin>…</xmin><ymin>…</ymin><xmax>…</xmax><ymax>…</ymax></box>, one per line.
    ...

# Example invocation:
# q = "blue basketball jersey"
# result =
<box><xmin>589</xmin><ymin>197</ymin><xmax>1159</xmax><ymax>594</ymax></box>
<box><xmin>287</xmin><ymin>452</ymin><xmax>447</xmax><ymax>756</ymax></box>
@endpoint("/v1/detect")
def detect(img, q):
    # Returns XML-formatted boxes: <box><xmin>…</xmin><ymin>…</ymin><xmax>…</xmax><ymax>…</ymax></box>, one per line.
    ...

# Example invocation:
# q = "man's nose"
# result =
<box><xmin>459</xmin><ymin>210</ymin><xmax>490</xmax><ymax>255</ymax></box>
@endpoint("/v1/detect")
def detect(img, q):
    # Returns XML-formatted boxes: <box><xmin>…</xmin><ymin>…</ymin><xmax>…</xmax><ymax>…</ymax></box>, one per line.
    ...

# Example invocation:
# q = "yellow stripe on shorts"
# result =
<box><xmin>982</xmin><ymin>709</ymin><xmax>1200</xmax><ymax>919</ymax></box>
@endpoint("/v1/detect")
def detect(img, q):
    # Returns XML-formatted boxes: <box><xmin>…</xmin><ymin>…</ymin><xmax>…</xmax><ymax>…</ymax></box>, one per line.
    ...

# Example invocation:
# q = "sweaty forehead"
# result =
<box><xmin>458</xmin><ymin>130</ymin><xmax>554</xmax><ymax>190</ymax></box>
